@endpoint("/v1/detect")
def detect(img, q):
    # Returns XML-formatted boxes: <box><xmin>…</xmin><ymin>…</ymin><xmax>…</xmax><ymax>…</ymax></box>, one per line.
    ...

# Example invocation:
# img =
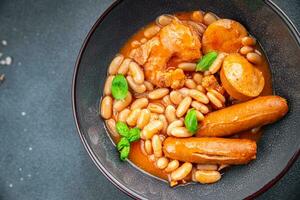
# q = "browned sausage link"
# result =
<box><xmin>163</xmin><ymin>137</ymin><xmax>257</xmax><ymax>165</ymax></box>
<box><xmin>197</xmin><ymin>96</ymin><xmax>288</xmax><ymax>137</ymax></box>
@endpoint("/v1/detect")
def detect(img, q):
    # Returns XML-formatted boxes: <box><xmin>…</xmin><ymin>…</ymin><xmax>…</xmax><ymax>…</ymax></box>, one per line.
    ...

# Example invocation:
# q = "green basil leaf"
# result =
<box><xmin>116</xmin><ymin>121</ymin><xmax>130</xmax><ymax>138</ymax></box>
<box><xmin>116</xmin><ymin>137</ymin><xmax>130</xmax><ymax>151</ymax></box>
<box><xmin>128</xmin><ymin>127</ymin><xmax>141</xmax><ymax>142</ymax></box>
<box><xmin>111</xmin><ymin>74</ymin><xmax>128</xmax><ymax>100</ymax></box>
<box><xmin>120</xmin><ymin>146</ymin><xmax>130</xmax><ymax>161</ymax></box>
<box><xmin>196</xmin><ymin>52</ymin><xmax>218</xmax><ymax>72</ymax></box>
<box><xmin>184</xmin><ymin>108</ymin><xmax>198</xmax><ymax>134</ymax></box>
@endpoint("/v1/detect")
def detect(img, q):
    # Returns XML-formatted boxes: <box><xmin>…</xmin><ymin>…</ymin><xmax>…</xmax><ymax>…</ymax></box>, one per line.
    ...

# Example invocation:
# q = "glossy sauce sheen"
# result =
<box><xmin>107</xmin><ymin>12</ymin><xmax>273</xmax><ymax>181</ymax></box>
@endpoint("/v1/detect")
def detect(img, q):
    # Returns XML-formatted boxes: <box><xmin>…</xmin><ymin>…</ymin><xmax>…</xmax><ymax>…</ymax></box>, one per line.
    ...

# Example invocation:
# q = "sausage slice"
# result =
<box><xmin>221</xmin><ymin>53</ymin><xmax>265</xmax><ymax>100</ymax></box>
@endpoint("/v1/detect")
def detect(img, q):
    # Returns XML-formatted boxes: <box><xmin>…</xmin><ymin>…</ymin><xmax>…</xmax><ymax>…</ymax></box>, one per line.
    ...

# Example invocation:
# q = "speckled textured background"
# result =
<box><xmin>0</xmin><ymin>0</ymin><xmax>299</xmax><ymax>199</ymax></box>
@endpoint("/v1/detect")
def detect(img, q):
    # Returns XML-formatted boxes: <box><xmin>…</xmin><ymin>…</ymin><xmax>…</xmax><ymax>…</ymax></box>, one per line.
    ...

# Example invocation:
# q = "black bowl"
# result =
<box><xmin>72</xmin><ymin>0</ymin><xmax>300</xmax><ymax>199</ymax></box>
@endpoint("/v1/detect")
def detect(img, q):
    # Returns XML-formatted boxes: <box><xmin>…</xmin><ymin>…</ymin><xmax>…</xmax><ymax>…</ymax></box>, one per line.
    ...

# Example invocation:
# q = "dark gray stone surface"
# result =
<box><xmin>0</xmin><ymin>0</ymin><xmax>299</xmax><ymax>199</ymax></box>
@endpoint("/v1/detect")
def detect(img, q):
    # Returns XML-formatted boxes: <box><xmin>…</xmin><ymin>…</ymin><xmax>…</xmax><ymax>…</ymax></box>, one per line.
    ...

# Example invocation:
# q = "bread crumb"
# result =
<box><xmin>2</xmin><ymin>40</ymin><xmax>7</xmax><ymax>46</ymax></box>
<box><xmin>5</xmin><ymin>56</ymin><xmax>12</xmax><ymax>65</ymax></box>
<box><xmin>0</xmin><ymin>74</ymin><xmax>5</xmax><ymax>83</ymax></box>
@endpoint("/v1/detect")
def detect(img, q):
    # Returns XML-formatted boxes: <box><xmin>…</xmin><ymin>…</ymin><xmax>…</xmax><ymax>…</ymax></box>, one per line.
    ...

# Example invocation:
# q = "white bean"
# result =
<box><xmin>162</xmin><ymin>95</ymin><xmax>173</xmax><ymax>107</ymax></box>
<box><xmin>171</xmin><ymin>162</ymin><xmax>193</xmax><ymax>181</ymax></box>
<box><xmin>195</xmin><ymin>110</ymin><xmax>204</xmax><ymax>121</ymax></box>
<box><xmin>255</xmin><ymin>49</ymin><xmax>262</xmax><ymax>56</ymax></box>
<box><xmin>139</xmin><ymin>141</ymin><xmax>147</xmax><ymax>156</ymax></box>
<box><xmin>130</xmin><ymin>98</ymin><xmax>149</xmax><ymax>110</ymax></box>
<box><xmin>191</xmin><ymin>101</ymin><xmax>209</xmax><ymax>114</ymax></box>
<box><xmin>129</xmin><ymin>61</ymin><xmax>144</xmax><ymax>84</ymax></box>
<box><xmin>178</xmin><ymin>87</ymin><xmax>190</xmax><ymax>97</ymax></box>
<box><xmin>126</xmin><ymin>76</ymin><xmax>146</xmax><ymax>93</ymax></box>
<box><xmin>148</xmin><ymin>88</ymin><xmax>169</xmax><ymax>100</ymax></box>
<box><xmin>185</xmin><ymin>79</ymin><xmax>197</xmax><ymax>89</ymax></box>
<box><xmin>156</xmin><ymin>14</ymin><xmax>173</xmax><ymax>27</ymax></box>
<box><xmin>165</xmin><ymin>105</ymin><xmax>177</xmax><ymax>123</ymax></box>
<box><xmin>101</xmin><ymin>96</ymin><xmax>113</xmax><ymax>119</ymax></box>
<box><xmin>108</xmin><ymin>54</ymin><xmax>124</xmax><ymax>75</ymax></box>
<box><xmin>156</xmin><ymin>157</ymin><xmax>169</xmax><ymax>169</ymax></box>
<box><xmin>152</xmin><ymin>135</ymin><xmax>162</xmax><ymax>158</ymax></box>
<box><xmin>207</xmin><ymin>91</ymin><xmax>223</xmax><ymax>109</ymax></box>
<box><xmin>242</xmin><ymin>36</ymin><xmax>256</xmax><ymax>46</ymax></box>
<box><xmin>164</xmin><ymin>160</ymin><xmax>180</xmax><ymax>173</ymax></box>
<box><xmin>141</xmin><ymin>120</ymin><xmax>163</xmax><ymax>139</ymax></box>
<box><xmin>210</xmin><ymin>89</ymin><xmax>226</xmax><ymax>103</ymax></box>
<box><xmin>118</xmin><ymin>108</ymin><xmax>131</xmax><ymax>122</ymax></box>
<box><xmin>148</xmin><ymin>103</ymin><xmax>165</xmax><ymax>114</ymax></box>
<box><xmin>167</xmin><ymin>120</ymin><xmax>183</xmax><ymax>136</ymax></box>
<box><xmin>159</xmin><ymin>114</ymin><xmax>168</xmax><ymax>134</ymax></box>
<box><xmin>104</xmin><ymin>75</ymin><xmax>114</xmax><ymax>96</ymax></box>
<box><xmin>246</xmin><ymin>52</ymin><xmax>262</xmax><ymax>65</ymax></box>
<box><xmin>169</xmin><ymin>91</ymin><xmax>183</xmax><ymax>105</ymax></box>
<box><xmin>105</xmin><ymin>118</ymin><xmax>118</xmax><ymax>138</ymax></box>
<box><xmin>194</xmin><ymin>170</ymin><xmax>221</xmax><ymax>184</ymax></box>
<box><xmin>240</xmin><ymin>46</ymin><xmax>254</xmax><ymax>55</ymax></box>
<box><xmin>144</xmin><ymin>139</ymin><xmax>153</xmax><ymax>155</ymax></box>
<box><xmin>203</xmin><ymin>12</ymin><xmax>217</xmax><ymax>26</ymax></box>
<box><xmin>136</xmin><ymin>109</ymin><xmax>151</xmax><ymax>129</ymax></box>
<box><xmin>170</xmin><ymin>127</ymin><xmax>192</xmax><ymax>138</ymax></box>
<box><xmin>187</xmin><ymin>20</ymin><xmax>206</xmax><ymax>35</ymax></box>
<box><xmin>191</xmin><ymin>11</ymin><xmax>204</xmax><ymax>22</ymax></box>
<box><xmin>126</xmin><ymin>109</ymin><xmax>141</xmax><ymax>127</ymax></box>
<box><xmin>144</xmin><ymin>81</ymin><xmax>154</xmax><ymax>91</ymax></box>
<box><xmin>209</xmin><ymin>53</ymin><xmax>227</xmax><ymax>74</ymax></box>
<box><xmin>133</xmin><ymin>92</ymin><xmax>148</xmax><ymax>99</ymax></box>
<box><xmin>117</xmin><ymin>58</ymin><xmax>131</xmax><ymax>75</ymax></box>
<box><xmin>113</xmin><ymin>92</ymin><xmax>132</xmax><ymax>112</ymax></box>
<box><xmin>178</xmin><ymin>62</ymin><xmax>196</xmax><ymax>71</ymax></box>
<box><xmin>193</xmin><ymin>73</ymin><xmax>203</xmax><ymax>85</ymax></box>
<box><xmin>176</xmin><ymin>96</ymin><xmax>192</xmax><ymax>118</ymax></box>
<box><xmin>189</xmin><ymin>89</ymin><xmax>209</xmax><ymax>104</ymax></box>
<box><xmin>196</xmin><ymin>85</ymin><xmax>206</xmax><ymax>93</ymax></box>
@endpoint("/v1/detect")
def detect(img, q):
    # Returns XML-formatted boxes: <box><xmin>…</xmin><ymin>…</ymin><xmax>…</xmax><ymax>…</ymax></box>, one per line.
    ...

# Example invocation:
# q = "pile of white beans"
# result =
<box><xmin>100</xmin><ymin>11</ymin><xmax>263</xmax><ymax>186</ymax></box>
<box><xmin>101</xmin><ymin>51</ymin><xmax>226</xmax><ymax>185</ymax></box>
<box><xmin>101</xmin><ymin>55</ymin><xmax>227</xmax><ymax>186</ymax></box>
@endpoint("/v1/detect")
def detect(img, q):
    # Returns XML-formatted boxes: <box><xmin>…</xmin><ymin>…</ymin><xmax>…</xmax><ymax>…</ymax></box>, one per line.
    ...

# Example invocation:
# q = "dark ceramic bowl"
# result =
<box><xmin>72</xmin><ymin>0</ymin><xmax>300</xmax><ymax>199</ymax></box>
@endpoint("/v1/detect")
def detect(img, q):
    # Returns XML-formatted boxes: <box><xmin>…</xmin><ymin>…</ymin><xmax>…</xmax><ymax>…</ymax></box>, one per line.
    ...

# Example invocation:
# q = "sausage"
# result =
<box><xmin>163</xmin><ymin>137</ymin><xmax>256</xmax><ymax>165</ymax></box>
<box><xmin>197</xmin><ymin>96</ymin><xmax>288</xmax><ymax>137</ymax></box>
<box><xmin>220</xmin><ymin>53</ymin><xmax>265</xmax><ymax>100</ymax></box>
<box><xmin>202</xmin><ymin>19</ymin><xmax>247</xmax><ymax>54</ymax></box>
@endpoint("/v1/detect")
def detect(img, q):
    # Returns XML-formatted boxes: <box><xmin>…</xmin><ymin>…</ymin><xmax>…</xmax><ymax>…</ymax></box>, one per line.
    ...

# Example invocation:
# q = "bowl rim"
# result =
<box><xmin>72</xmin><ymin>0</ymin><xmax>300</xmax><ymax>199</ymax></box>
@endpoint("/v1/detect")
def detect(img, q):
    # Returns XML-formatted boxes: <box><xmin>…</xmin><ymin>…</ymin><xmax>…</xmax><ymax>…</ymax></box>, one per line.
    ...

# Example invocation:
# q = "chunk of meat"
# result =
<box><xmin>202</xmin><ymin>19</ymin><xmax>247</xmax><ymax>54</ymax></box>
<box><xmin>130</xmin><ymin>19</ymin><xmax>202</xmax><ymax>88</ymax></box>
<box><xmin>129</xmin><ymin>37</ymin><xmax>160</xmax><ymax>65</ymax></box>
<box><xmin>201</xmin><ymin>75</ymin><xmax>224</xmax><ymax>94</ymax></box>
<box><xmin>220</xmin><ymin>53</ymin><xmax>265</xmax><ymax>100</ymax></box>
